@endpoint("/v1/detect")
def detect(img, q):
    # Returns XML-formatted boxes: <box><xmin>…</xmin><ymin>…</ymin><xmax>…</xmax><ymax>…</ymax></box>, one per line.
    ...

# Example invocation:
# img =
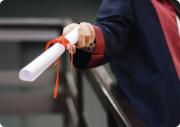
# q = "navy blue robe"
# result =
<box><xmin>73</xmin><ymin>0</ymin><xmax>180</xmax><ymax>126</ymax></box>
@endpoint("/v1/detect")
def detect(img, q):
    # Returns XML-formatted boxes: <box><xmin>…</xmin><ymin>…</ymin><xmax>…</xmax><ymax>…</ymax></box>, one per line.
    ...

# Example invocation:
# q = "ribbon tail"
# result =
<box><xmin>54</xmin><ymin>58</ymin><xmax>60</xmax><ymax>98</ymax></box>
<box><xmin>69</xmin><ymin>43</ymin><xmax>73</xmax><ymax>77</ymax></box>
<box><xmin>46</xmin><ymin>36</ymin><xmax>73</xmax><ymax>98</ymax></box>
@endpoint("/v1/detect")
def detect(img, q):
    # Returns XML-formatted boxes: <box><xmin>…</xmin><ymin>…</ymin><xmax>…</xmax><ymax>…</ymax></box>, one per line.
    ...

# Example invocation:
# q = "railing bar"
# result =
<box><xmin>77</xmin><ymin>70</ymin><xmax>83</xmax><ymax>127</ymax></box>
<box><xmin>91</xmin><ymin>71</ymin><xmax>132</xmax><ymax>127</ymax></box>
<box><xmin>65</xmin><ymin>71</ymin><xmax>78</xmax><ymax>96</ymax></box>
<box><xmin>82</xmin><ymin>112</ymin><xmax>92</xmax><ymax>127</ymax></box>
<box><xmin>86</xmin><ymin>71</ymin><xmax>126</xmax><ymax>127</ymax></box>
<box><xmin>66</xmin><ymin>97</ymin><xmax>79</xmax><ymax>126</ymax></box>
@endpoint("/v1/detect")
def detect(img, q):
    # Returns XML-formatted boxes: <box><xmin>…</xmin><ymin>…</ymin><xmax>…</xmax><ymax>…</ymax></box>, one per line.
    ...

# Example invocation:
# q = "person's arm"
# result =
<box><xmin>63</xmin><ymin>0</ymin><xmax>134</xmax><ymax>70</ymax></box>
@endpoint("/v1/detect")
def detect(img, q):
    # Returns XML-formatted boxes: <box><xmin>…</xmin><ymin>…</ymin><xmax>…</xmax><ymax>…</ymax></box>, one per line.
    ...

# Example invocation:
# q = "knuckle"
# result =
<box><xmin>85</xmin><ymin>34</ymin><xmax>91</xmax><ymax>40</ymax></box>
<box><xmin>77</xmin><ymin>41</ymin><xmax>84</xmax><ymax>48</ymax></box>
<box><xmin>84</xmin><ymin>44</ymin><xmax>89</xmax><ymax>47</ymax></box>
<box><xmin>78</xmin><ymin>26</ymin><xmax>84</xmax><ymax>31</ymax></box>
<box><xmin>78</xmin><ymin>27</ymin><xmax>82</xmax><ymax>32</ymax></box>
<box><xmin>90</xmin><ymin>29</ymin><xmax>94</xmax><ymax>34</ymax></box>
<box><xmin>79</xmin><ymin>34</ymin><xmax>84</xmax><ymax>38</ymax></box>
<box><xmin>85</xmin><ymin>32</ymin><xmax>90</xmax><ymax>37</ymax></box>
<box><xmin>86</xmin><ymin>23</ymin><xmax>91</xmax><ymax>26</ymax></box>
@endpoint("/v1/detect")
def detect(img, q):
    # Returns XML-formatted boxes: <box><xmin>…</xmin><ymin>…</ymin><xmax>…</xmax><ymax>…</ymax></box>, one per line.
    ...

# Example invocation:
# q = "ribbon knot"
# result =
<box><xmin>45</xmin><ymin>36</ymin><xmax>73</xmax><ymax>98</ymax></box>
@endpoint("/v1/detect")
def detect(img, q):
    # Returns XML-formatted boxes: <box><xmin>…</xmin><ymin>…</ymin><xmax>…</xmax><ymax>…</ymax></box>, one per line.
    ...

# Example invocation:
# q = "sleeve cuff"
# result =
<box><xmin>72</xmin><ymin>25</ymin><xmax>105</xmax><ymax>70</ymax></box>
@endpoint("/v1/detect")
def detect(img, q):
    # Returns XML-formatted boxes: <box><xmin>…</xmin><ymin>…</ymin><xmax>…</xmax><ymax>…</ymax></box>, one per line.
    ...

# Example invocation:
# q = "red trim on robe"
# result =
<box><xmin>84</xmin><ymin>26</ymin><xmax>105</xmax><ymax>69</ymax></box>
<box><xmin>151</xmin><ymin>0</ymin><xmax>180</xmax><ymax>80</ymax></box>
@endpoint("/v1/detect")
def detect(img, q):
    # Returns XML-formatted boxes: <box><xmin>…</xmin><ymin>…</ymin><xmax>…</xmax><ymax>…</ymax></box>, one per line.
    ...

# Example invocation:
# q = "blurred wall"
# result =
<box><xmin>0</xmin><ymin>0</ymin><xmax>102</xmax><ymax>24</ymax></box>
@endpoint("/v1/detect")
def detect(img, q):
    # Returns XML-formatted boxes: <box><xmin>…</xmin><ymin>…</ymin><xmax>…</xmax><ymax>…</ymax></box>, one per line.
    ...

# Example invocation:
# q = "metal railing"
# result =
<box><xmin>84</xmin><ymin>66</ymin><xmax>147</xmax><ymax>127</ymax></box>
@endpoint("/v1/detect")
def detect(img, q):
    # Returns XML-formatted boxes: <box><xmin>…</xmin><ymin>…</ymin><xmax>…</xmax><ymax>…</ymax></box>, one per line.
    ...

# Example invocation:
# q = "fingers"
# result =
<box><xmin>84</xmin><ymin>23</ymin><xmax>91</xmax><ymax>47</ymax></box>
<box><xmin>77</xmin><ymin>23</ymin><xmax>85</xmax><ymax>48</ymax></box>
<box><xmin>77</xmin><ymin>23</ymin><xmax>91</xmax><ymax>48</ymax></box>
<box><xmin>84</xmin><ymin>22</ymin><xmax>95</xmax><ymax>44</ymax></box>
<box><xmin>69</xmin><ymin>45</ymin><xmax>76</xmax><ymax>54</ymax></box>
<box><xmin>63</xmin><ymin>22</ymin><xmax>95</xmax><ymax>54</ymax></box>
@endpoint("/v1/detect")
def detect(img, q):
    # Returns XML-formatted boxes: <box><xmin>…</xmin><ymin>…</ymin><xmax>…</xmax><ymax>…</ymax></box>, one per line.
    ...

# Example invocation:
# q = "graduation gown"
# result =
<box><xmin>73</xmin><ymin>0</ymin><xmax>180</xmax><ymax>126</ymax></box>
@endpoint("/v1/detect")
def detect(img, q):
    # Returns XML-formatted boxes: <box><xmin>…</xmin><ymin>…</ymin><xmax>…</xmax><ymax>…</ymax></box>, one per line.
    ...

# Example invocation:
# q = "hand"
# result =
<box><xmin>62</xmin><ymin>22</ymin><xmax>95</xmax><ymax>54</ymax></box>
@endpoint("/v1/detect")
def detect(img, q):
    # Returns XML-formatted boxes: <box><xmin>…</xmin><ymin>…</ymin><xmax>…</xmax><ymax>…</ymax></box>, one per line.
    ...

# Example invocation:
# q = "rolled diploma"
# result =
<box><xmin>19</xmin><ymin>25</ymin><xmax>79</xmax><ymax>81</ymax></box>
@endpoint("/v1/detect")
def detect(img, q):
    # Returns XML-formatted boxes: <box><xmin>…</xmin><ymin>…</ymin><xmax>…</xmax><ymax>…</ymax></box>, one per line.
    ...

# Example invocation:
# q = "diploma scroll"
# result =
<box><xmin>19</xmin><ymin>25</ymin><xmax>79</xmax><ymax>81</ymax></box>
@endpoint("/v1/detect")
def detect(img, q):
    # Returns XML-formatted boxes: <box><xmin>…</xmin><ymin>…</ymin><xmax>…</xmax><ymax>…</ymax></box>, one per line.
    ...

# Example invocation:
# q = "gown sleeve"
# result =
<box><xmin>73</xmin><ymin>0</ymin><xmax>134</xmax><ymax>70</ymax></box>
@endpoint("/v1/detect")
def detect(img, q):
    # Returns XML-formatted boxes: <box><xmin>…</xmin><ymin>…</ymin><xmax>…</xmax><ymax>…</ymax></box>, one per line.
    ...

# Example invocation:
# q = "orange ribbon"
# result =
<box><xmin>45</xmin><ymin>36</ymin><xmax>73</xmax><ymax>98</ymax></box>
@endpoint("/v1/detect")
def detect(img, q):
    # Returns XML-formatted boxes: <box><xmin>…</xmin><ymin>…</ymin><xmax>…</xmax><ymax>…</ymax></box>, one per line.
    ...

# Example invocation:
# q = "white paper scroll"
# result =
<box><xmin>19</xmin><ymin>25</ymin><xmax>79</xmax><ymax>81</ymax></box>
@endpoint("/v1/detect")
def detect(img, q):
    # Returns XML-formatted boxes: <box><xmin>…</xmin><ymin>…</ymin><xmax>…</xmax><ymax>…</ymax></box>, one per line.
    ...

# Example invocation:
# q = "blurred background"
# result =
<box><xmin>0</xmin><ymin>0</ymin><xmax>180</xmax><ymax>127</ymax></box>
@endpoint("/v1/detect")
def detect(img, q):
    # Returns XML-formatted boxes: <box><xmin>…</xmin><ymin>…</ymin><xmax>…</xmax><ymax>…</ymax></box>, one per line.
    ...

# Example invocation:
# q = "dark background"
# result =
<box><xmin>0</xmin><ymin>0</ymin><xmax>179</xmax><ymax>26</ymax></box>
